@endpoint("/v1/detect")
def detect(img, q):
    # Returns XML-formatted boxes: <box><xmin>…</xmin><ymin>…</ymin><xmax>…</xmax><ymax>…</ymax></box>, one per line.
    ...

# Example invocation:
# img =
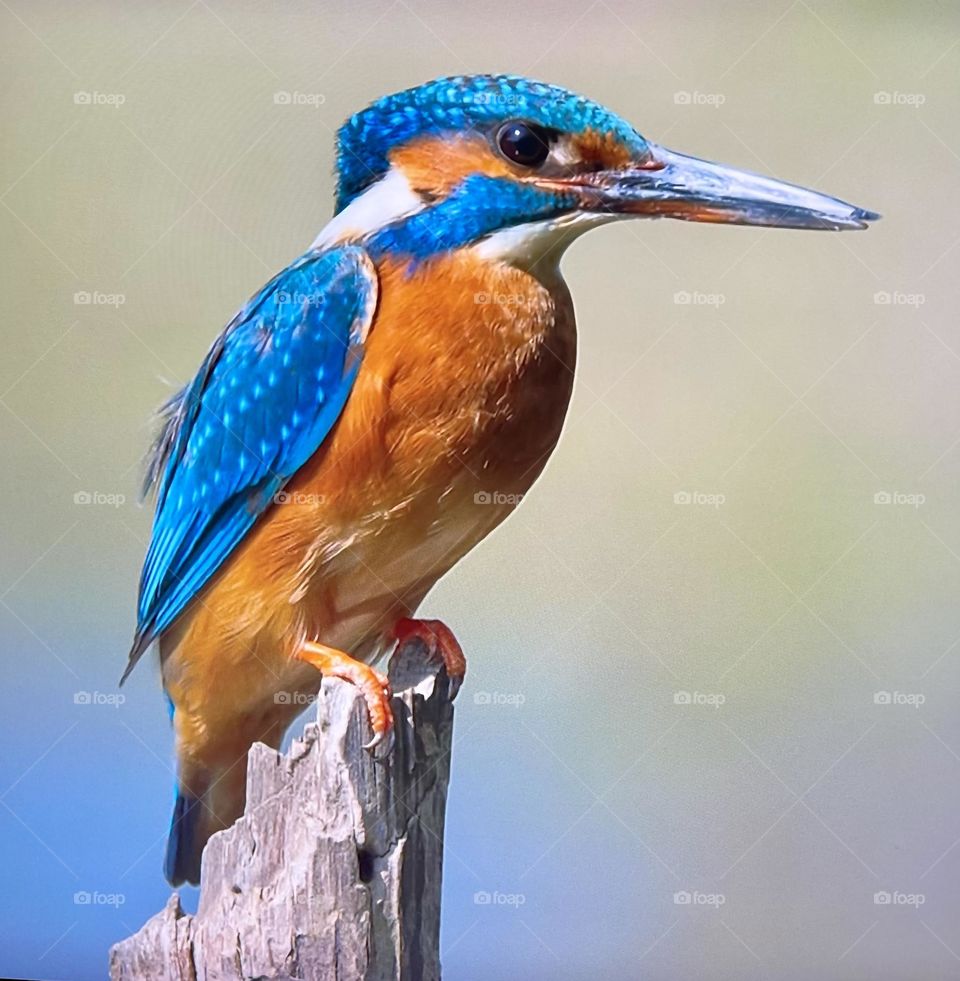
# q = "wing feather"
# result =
<box><xmin>123</xmin><ymin>245</ymin><xmax>378</xmax><ymax>681</ymax></box>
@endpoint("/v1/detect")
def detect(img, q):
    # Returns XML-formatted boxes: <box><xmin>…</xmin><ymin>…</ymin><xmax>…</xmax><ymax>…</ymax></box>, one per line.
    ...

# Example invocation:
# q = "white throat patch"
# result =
<box><xmin>311</xmin><ymin>167</ymin><xmax>423</xmax><ymax>249</ymax></box>
<box><xmin>471</xmin><ymin>211</ymin><xmax>618</xmax><ymax>273</ymax></box>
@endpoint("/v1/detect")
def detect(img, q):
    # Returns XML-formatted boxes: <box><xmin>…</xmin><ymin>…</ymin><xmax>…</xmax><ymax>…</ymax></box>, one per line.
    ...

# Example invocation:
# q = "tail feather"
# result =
<box><xmin>164</xmin><ymin>707</ymin><xmax>283</xmax><ymax>885</ymax></box>
<box><xmin>164</xmin><ymin>790</ymin><xmax>206</xmax><ymax>886</ymax></box>
<box><xmin>164</xmin><ymin>763</ymin><xmax>248</xmax><ymax>886</ymax></box>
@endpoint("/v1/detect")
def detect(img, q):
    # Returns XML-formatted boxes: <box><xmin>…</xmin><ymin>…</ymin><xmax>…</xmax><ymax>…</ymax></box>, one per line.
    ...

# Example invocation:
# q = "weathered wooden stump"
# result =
<box><xmin>109</xmin><ymin>642</ymin><xmax>456</xmax><ymax>981</ymax></box>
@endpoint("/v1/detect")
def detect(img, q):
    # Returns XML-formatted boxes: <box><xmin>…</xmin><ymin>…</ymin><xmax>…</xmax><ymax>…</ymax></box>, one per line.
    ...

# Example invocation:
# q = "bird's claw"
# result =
<box><xmin>391</xmin><ymin>617</ymin><xmax>466</xmax><ymax>700</ymax></box>
<box><xmin>297</xmin><ymin>641</ymin><xmax>395</xmax><ymax>756</ymax></box>
<box><xmin>359</xmin><ymin>667</ymin><xmax>394</xmax><ymax>756</ymax></box>
<box><xmin>363</xmin><ymin>722</ymin><xmax>396</xmax><ymax>757</ymax></box>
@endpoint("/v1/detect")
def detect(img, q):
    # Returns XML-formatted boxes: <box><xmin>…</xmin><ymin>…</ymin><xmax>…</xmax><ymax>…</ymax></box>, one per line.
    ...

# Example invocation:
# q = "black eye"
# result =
<box><xmin>496</xmin><ymin>121</ymin><xmax>550</xmax><ymax>167</ymax></box>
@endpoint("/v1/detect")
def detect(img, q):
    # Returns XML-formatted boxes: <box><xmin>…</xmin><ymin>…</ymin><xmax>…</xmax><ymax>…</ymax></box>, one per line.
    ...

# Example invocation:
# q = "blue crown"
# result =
<box><xmin>334</xmin><ymin>74</ymin><xmax>647</xmax><ymax>212</ymax></box>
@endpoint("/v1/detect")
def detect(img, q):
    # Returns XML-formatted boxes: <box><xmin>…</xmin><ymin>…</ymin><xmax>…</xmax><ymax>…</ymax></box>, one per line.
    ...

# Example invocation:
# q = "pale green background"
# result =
<box><xmin>2</xmin><ymin>1</ymin><xmax>959</xmax><ymax>978</ymax></box>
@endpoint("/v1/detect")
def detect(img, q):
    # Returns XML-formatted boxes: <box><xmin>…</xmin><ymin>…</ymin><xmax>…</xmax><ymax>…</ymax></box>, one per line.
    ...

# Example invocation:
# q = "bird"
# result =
<box><xmin>123</xmin><ymin>73</ymin><xmax>878</xmax><ymax>886</ymax></box>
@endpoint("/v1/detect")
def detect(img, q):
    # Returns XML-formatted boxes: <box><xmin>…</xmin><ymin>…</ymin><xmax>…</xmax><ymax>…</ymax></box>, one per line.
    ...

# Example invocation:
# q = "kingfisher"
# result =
<box><xmin>123</xmin><ymin>73</ymin><xmax>877</xmax><ymax>886</ymax></box>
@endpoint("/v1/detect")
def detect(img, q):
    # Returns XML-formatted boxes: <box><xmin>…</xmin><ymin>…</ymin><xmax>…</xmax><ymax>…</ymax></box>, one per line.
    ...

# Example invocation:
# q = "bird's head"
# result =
<box><xmin>317</xmin><ymin>74</ymin><xmax>878</xmax><ymax>265</ymax></box>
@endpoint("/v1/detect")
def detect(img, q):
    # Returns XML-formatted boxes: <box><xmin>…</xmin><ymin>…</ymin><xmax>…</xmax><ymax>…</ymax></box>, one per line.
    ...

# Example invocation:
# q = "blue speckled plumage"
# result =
<box><xmin>124</xmin><ymin>246</ymin><xmax>376</xmax><ymax>678</ymax></box>
<box><xmin>366</xmin><ymin>174</ymin><xmax>578</xmax><ymax>263</ymax></box>
<box><xmin>335</xmin><ymin>73</ymin><xmax>647</xmax><ymax>211</ymax></box>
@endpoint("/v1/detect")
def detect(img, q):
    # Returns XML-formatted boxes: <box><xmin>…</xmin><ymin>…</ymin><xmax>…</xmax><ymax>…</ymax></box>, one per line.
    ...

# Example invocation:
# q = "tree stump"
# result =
<box><xmin>109</xmin><ymin>642</ymin><xmax>456</xmax><ymax>981</ymax></box>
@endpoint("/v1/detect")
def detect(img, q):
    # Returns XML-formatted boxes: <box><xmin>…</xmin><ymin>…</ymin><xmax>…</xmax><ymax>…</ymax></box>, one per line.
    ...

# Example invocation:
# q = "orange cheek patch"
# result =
<box><xmin>571</xmin><ymin>129</ymin><xmax>635</xmax><ymax>171</ymax></box>
<box><xmin>389</xmin><ymin>133</ymin><xmax>518</xmax><ymax>198</ymax></box>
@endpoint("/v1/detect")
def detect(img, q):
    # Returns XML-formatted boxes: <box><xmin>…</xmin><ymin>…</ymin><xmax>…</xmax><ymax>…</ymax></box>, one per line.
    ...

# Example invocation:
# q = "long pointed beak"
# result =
<box><xmin>567</xmin><ymin>143</ymin><xmax>879</xmax><ymax>231</ymax></box>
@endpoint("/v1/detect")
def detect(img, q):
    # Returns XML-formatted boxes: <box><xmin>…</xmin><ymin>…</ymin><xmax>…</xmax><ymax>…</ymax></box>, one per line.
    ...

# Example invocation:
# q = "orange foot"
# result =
<box><xmin>392</xmin><ymin>618</ymin><xmax>466</xmax><ymax>699</ymax></box>
<box><xmin>297</xmin><ymin>641</ymin><xmax>393</xmax><ymax>751</ymax></box>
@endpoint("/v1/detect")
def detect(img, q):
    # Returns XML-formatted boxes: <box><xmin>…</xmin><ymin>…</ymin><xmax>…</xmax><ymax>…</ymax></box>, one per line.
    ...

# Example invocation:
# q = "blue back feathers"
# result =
<box><xmin>335</xmin><ymin>73</ymin><xmax>647</xmax><ymax>212</ymax></box>
<box><xmin>125</xmin><ymin>246</ymin><xmax>377</xmax><ymax>678</ymax></box>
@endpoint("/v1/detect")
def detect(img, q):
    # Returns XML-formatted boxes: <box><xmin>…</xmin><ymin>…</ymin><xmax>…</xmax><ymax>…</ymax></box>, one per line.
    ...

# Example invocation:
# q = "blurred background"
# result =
<box><xmin>2</xmin><ymin>0</ymin><xmax>959</xmax><ymax>978</ymax></box>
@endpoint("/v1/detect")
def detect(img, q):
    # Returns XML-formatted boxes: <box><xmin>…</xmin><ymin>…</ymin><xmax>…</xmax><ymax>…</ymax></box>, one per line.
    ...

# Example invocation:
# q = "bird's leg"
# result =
<box><xmin>391</xmin><ymin>618</ymin><xmax>466</xmax><ymax>699</ymax></box>
<box><xmin>297</xmin><ymin>641</ymin><xmax>393</xmax><ymax>750</ymax></box>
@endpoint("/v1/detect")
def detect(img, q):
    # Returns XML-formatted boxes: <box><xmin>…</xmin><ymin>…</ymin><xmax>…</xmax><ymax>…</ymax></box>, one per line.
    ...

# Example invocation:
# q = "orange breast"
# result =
<box><xmin>162</xmin><ymin>249</ymin><xmax>577</xmax><ymax>733</ymax></box>
<box><xmin>280</xmin><ymin>250</ymin><xmax>577</xmax><ymax>635</ymax></box>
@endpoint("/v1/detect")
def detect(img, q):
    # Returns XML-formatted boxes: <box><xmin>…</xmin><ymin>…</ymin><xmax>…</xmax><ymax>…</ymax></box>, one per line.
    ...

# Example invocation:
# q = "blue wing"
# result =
<box><xmin>123</xmin><ymin>245</ymin><xmax>378</xmax><ymax>680</ymax></box>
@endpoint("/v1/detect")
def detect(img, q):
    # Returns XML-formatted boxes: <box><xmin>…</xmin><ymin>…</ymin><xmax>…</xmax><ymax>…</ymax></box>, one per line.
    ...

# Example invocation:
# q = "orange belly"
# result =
<box><xmin>161</xmin><ymin>250</ymin><xmax>576</xmax><ymax>765</ymax></box>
